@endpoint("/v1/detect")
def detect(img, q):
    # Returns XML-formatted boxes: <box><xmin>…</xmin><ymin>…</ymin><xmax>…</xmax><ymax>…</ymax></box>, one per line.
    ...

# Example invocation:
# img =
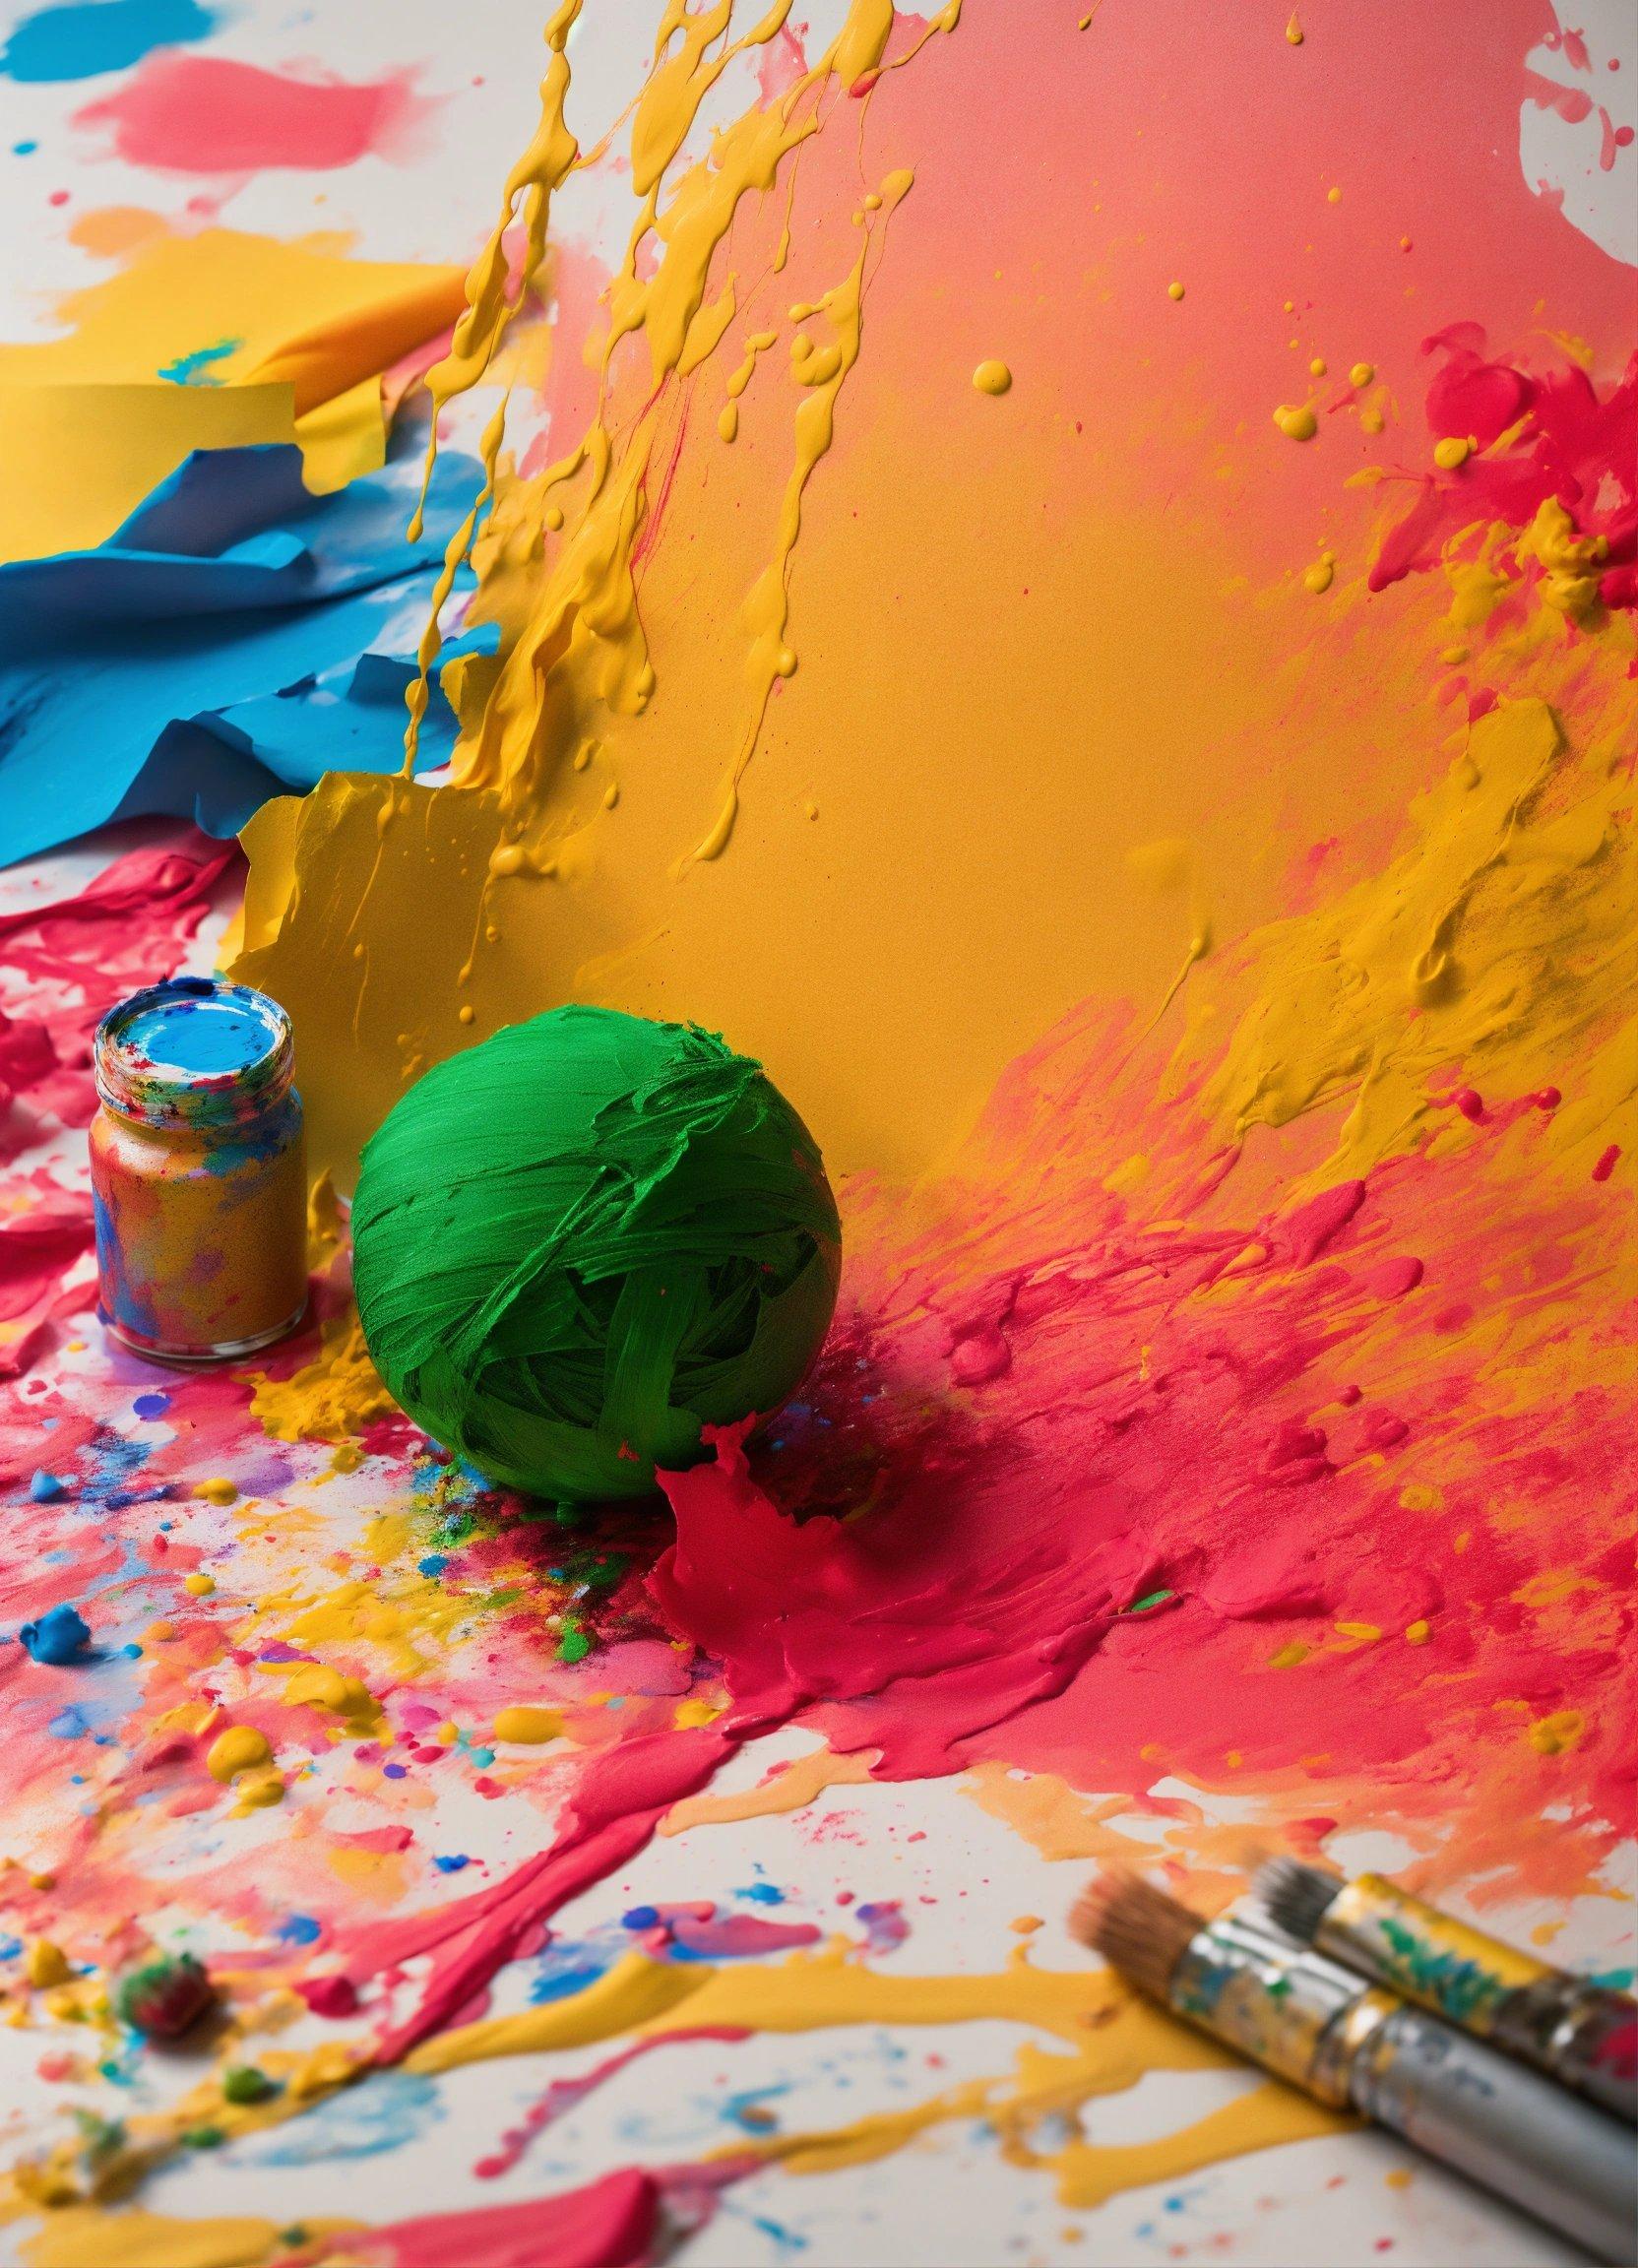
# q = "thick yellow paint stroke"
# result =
<box><xmin>0</xmin><ymin>231</ymin><xmax>467</xmax><ymax>555</ymax></box>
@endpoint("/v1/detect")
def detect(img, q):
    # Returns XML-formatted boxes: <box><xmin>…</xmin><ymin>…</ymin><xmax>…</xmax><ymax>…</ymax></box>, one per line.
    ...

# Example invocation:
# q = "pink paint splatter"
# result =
<box><xmin>73</xmin><ymin>53</ymin><xmax>438</xmax><ymax>175</ymax></box>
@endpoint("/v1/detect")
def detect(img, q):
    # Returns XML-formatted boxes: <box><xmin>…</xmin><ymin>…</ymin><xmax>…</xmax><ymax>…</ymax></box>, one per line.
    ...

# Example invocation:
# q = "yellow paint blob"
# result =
<box><xmin>1308</xmin><ymin>356</ymin><xmax>1327</xmax><ymax>377</ymax></box>
<box><xmin>1303</xmin><ymin>558</ymin><xmax>1335</xmax><ymax>595</ymax></box>
<box><xmin>1360</xmin><ymin>406</ymin><xmax>1384</xmax><ymax>433</ymax></box>
<box><xmin>206</xmin><ymin>1727</ymin><xmax>273</xmax><ymax>1784</ymax></box>
<box><xmin>26</xmin><ymin>1941</ymin><xmax>70</xmax><ymax>1989</ymax></box>
<box><xmin>1273</xmin><ymin>404</ymin><xmax>1317</xmax><ymax>441</ymax></box>
<box><xmin>182</xmin><ymin>1573</ymin><xmax>216</xmax><ymax>1597</ymax></box>
<box><xmin>1350</xmin><ymin>361</ymin><xmax>1375</xmax><ymax>388</ymax></box>
<box><xmin>717</xmin><ymin>401</ymin><xmax>738</xmax><ymax>443</ymax></box>
<box><xmin>1268</xmin><ymin>1642</ymin><xmax>1309</xmax><ymax>1669</ymax></box>
<box><xmin>972</xmin><ymin>358</ymin><xmax>1012</xmax><ymax>395</ymax></box>
<box><xmin>492</xmin><ymin>1705</ymin><xmax>563</xmax><ymax>1744</ymax></box>
<box><xmin>1327</xmin><ymin>185</ymin><xmax>1342</xmax><ymax>203</ymax></box>
<box><xmin>194</xmin><ymin>1479</ymin><xmax>237</xmax><ymax>1506</ymax></box>
<box><xmin>1527</xmin><ymin>1711</ymin><xmax>1585</xmax><ymax>1756</ymax></box>
<box><xmin>672</xmin><ymin>1697</ymin><xmax>724</xmax><ymax>1730</ymax></box>
<box><xmin>1404</xmin><ymin>1620</ymin><xmax>1431</xmax><ymax>1645</ymax></box>
<box><xmin>1166</xmin><ymin>281</ymin><xmax>1184</xmax><ymax>302</ymax></box>
<box><xmin>1285</xmin><ymin>10</ymin><xmax>1303</xmax><ymax>42</ymax></box>
<box><xmin>1432</xmin><ymin>434</ymin><xmax>1471</xmax><ymax>471</ymax></box>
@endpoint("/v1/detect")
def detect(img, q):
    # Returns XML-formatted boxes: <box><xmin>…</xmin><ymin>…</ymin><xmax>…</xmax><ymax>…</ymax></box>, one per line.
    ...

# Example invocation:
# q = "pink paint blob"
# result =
<box><xmin>73</xmin><ymin>53</ymin><xmax>438</xmax><ymax>174</ymax></box>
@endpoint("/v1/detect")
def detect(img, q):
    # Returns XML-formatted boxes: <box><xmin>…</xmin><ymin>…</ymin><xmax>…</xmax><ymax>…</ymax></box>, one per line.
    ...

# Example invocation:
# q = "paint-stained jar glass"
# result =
<box><xmin>90</xmin><ymin>978</ymin><xmax>308</xmax><ymax>1362</ymax></box>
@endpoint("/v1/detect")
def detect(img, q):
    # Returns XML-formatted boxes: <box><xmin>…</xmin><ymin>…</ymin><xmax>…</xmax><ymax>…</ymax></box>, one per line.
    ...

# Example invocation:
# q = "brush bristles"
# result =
<box><xmin>1255</xmin><ymin>1858</ymin><xmax>1345</xmax><ymax>1943</ymax></box>
<box><xmin>1069</xmin><ymin>1872</ymin><xmax>1203</xmax><ymax>2004</ymax></box>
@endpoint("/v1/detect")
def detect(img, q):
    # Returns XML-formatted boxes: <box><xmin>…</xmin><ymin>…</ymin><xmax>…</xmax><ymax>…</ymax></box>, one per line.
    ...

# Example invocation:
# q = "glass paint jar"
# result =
<box><xmin>90</xmin><ymin>978</ymin><xmax>308</xmax><ymax>1362</ymax></box>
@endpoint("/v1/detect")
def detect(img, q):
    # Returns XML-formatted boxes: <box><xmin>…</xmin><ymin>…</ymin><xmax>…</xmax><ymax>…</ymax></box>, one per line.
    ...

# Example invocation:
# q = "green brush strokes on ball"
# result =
<box><xmin>352</xmin><ymin>1006</ymin><xmax>841</xmax><ymax>1501</ymax></box>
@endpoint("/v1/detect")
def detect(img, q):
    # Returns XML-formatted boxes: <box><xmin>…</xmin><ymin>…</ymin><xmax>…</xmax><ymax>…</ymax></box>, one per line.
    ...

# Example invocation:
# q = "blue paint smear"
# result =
<box><xmin>245</xmin><ymin>2071</ymin><xmax>443</xmax><ymax>2167</ymax></box>
<box><xmin>119</xmin><ymin>992</ymin><xmax>274</xmax><ymax>1075</ymax></box>
<box><xmin>0</xmin><ymin>438</ymin><xmax>490</xmax><ymax>866</ymax></box>
<box><xmin>0</xmin><ymin>0</ymin><xmax>218</xmax><ymax>84</ymax></box>
<box><xmin>276</xmin><ymin>1914</ymin><xmax>321</xmax><ymax>1946</ymax></box>
<box><xmin>158</xmin><ymin>338</ymin><xmax>242</xmax><ymax>388</ymax></box>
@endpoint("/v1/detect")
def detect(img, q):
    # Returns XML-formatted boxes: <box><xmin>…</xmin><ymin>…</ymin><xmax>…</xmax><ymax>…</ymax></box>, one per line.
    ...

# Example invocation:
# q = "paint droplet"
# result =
<box><xmin>1308</xmin><ymin>356</ymin><xmax>1327</xmax><ymax>377</ymax></box>
<box><xmin>1166</xmin><ymin>280</ymin><xmax>1184</xmax><ymax>301</ymax></box>
<box><xmin>1433</xmin><ymin>434</ymin><xmax>1472</xmax><ymax>471</ymax></box>
<box><xmin>30</xmin><ymin>1470</ymin><xmax>66</xmax><ymax>1502</ymax></box>
<box><xmin>602</xmin><ymin>782</ymin><xmax>620</xmax><ymax>809</ymax></box>
<box><xmin>1273</xmin><ymin>404</ymin><xmax>1317</xmax><ymax>441</ymax></box>
<box><xmin>182</xmin><ymin>1572</ymin><xmax>215</xmax><ymax>1596</ymax></box>
<box><xmin>1269</xmin><ymin>1642</ymin><xmax>1309</xmax><ymax>1669</ymax></box>
<box><xmin>1009</xmin><ymin>1915</ymin><xmax>1043</xmax><ymax>1933</ymax></box>
<box><xmin>774</xmin><ymin>647</ymin><xmax>797</xmax><ymax>678</ymax></box>
<box><xmin>1303</xmin><ymin>558</ymin><xmax>1335</xmax><ymax>595</ymax></box>
<box><xmin>235</xmin><ymin>1770</ymin><xmax>285</xmax><ymax>1809</ymax></box>
<box><xmin>1360</xmin><ymin>407</ymin><xmax>1384</xmax><ymax>434</ymax></box>
<box><xmin>973</xmin><ymin>358</ymin><xmax>1012</xmax><ymax>395</ymax></box>
<box><xmin>1527</xmin><ymin>1710</ymin><xmax>1584</xmax><ymax>1755</ymax></box>
<box><xmin>195</xmin><ymin>1477</ymin><xmax>236</xmax><ymax>1505</ymax></box>
<box><xmin>1399</xmin><ymin>234</ymin><xmax>1413</xmax><ymax>251</ymax></box>
<box><xmin>1404</xmin><ymin>1620</ymin><xmax>1431</xmax><ymax>1645</ymax></box>
<box><xmin>1326</xmin><ymin>185</ymin><xmax>1342</xmax><ymax>203</ymax></box>
<box><xmin>458</xmin><ymin>1004</ymin><xmax>475</xmax><ymax>1026</ymax></box>
<box><xmin>493</xmin><ymin>1706</ymin><xmax>562</xmax><ymax>1743</ymax></box>
<box><xmin>1350</xmin><ymin>361</ymin><xmax>1374</xmax><ymax>388</ymax></box>
<box><xmin>206</xmin><ymin>1726</ymin><xmax>272</xmax><ymax>1783</ymax></box>
<box><xmin>717</xmin><ymin>401</ymin><xmax>738</xmax><ymax>443</ymax></box>
<box><xmin>543</xmin><ymin>503</ymin><xmax>564</xmax><ymax>532</ymax></box>
<box><xmin>26</xmin><ymin>1940</ymin><xmax>71</xmax><ymax>1989</ymax></box>
<box><xmin>1286</xmin><ymin>10</ymin><xmax>1303</xmax><ymax>41</ymax></box>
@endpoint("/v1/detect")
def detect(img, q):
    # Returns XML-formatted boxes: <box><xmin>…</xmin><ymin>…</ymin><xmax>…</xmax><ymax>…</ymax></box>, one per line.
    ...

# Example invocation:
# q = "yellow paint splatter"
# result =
<box><xmin>1303</xmin><ymin>556</ymin><xmax>1335</xmax><ymax>595</ymax></box>
<box><xmin>1404</xmin><ymin>1620</ymin><xmax>1431</xmax><ymax>1645</ymax></box>
<box><xmin>1432</xmin><ymin>434</ymin><xmax>1471</xmax><ymax>471</ymax></box>
<box><xmin>181</xmin><ymin>1573</ymin><xmax>215</xmax><ymax>1597</ymax></box>
<box><xmin>25</xmin><ymin>1941</ymin><xmax>70</xmax><ymax>1990</ymax></box>
<box><xmin>973</xmin><ymin>358</ymin><xmax>1013</xmax><ymax>395</ymax></box>
<box><xmin>1285</xmin><ymin>11</ymin><xmax>1303</xmax><ymax>42</ymax></box>
<box><xmin>1166</xmin><ymin>281</ymin><xmax>1184</xmax><ymax>301</ymax></box>
<box><xmin>1350</xmin><ymin>360</ymin><xmax>1375</xmax><ymax>387</ymax></box>
<box><xmin>193</xmin><ymin>1480</ymin><xmax>236</xmax><ymax>1506</ymax></box>
<box><xmin>1273</xmin><ymin>403</ymin><xmax>1317</xmax><ymax>441</ymax></box>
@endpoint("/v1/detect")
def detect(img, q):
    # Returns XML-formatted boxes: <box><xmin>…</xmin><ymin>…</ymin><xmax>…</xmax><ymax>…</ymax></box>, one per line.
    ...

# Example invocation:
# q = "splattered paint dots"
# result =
<box><xmin>1167</xmin><ymin>280</ymin><xmax>1185</xmax><ymax>301</ymax></box>
<box><xmin>1273</xmin><ymin>403</ymin><xmax>1318</xmax><ymax>440</ymax></box>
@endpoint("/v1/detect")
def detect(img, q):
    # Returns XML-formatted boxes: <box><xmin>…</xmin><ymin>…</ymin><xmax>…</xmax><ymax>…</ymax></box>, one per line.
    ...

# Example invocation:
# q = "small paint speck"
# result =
<box><xmin>972</xmin><ymin>358</ymin><xmax>1012</xmax><ymax>395</ymax></box>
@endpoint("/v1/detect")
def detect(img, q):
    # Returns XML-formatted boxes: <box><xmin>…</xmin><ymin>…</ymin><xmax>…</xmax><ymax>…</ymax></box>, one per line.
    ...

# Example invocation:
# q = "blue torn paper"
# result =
<box><xmin>0</xmin><ymin>440</ymin><xmax>492</xmax><ymax>866</ymax></box>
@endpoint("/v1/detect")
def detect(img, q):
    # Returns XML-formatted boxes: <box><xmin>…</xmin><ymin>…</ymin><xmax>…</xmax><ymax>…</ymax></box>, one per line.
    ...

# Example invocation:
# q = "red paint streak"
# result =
<box><xmin>73</xmin><ymin>54</ymin><xmax>436</xmax><ymax>175</ymax></box>
<box><xmin>1599</xmin><ymin>111</ymin><xmax>1634</xmax><ymax>169</ymax></box>
<box><xmin>472</xmin><ymin>2029</ymin><xmax>749</xmax><ymax>2180</ymax></box>
<box><xmin>1591</xmin><ymin>1144</ymin><xmax>1620</xmax><ymax>1182</ymax></box>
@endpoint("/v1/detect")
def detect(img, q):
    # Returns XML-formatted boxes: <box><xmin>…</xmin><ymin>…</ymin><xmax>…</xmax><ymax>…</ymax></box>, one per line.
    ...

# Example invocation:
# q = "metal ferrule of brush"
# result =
<box><xmin>1169</xmin><ymin>1910</ymin><xmax>1392</xmax><ymax>2106</ymax></box>
<box><xmin>1315</xmin><ymin>1875</ymin><xmax>1637</xmax><ymax>2124</ymax></box>
<box><xmin>1171</xmin><ymin>1909</ymin><xmax>1638</xmax><ymax>2262</ymax></box>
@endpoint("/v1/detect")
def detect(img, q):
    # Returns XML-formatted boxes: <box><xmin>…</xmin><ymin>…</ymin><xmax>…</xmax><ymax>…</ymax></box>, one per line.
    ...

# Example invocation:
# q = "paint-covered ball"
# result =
<box><xmin>351</xmin><ymin>1007</ymin><xmax>841</xmax><ymax>1502</ymax></box>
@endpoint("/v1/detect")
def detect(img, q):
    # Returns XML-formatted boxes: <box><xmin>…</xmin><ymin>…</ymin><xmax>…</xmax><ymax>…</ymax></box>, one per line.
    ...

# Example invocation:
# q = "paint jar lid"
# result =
<box><xmin>94</xmin><ymin>979</ymin><xmax>294</xmax><ymax>1131</ymax></box>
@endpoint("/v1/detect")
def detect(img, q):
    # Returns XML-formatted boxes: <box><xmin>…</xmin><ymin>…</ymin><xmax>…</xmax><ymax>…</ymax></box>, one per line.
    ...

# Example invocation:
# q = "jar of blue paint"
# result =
<box><xmin>90</xmin><ymin>978</ymin><xmax>308</xmax><ymax>1362</ymax></box>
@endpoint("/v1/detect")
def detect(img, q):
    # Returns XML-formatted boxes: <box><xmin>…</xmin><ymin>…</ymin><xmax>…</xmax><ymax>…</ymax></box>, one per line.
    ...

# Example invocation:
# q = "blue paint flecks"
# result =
<box><xmin>0</xmin><ymin>0</ymin><xmax>218</xmax><ymax>84</ymax></box>
<box><xmin>415</xmin><ymin>1553</ymin><xmax>447</xmax><ymax>1578</ymax></box>
<box><xmin>276</xmin><ymin>1914</ymin><xmax>322</xmax><ymax>1946</ymax></box>
<box><xmin>158</xmin><ymin>338</ymin><xmax>242</xmax><ymax>388</ymax></box>
<box><xmin>736</xmin><ymin>1880</ymin><xmax>786</xmax><ymax>1905</ymax></box>
<box><xmin>30</xmin><ymin>1470</ymin><xmax>67</xmax><ymax>1502</ymax></box>
<box><xmin>432</xmin><ymin>1854</ymin><xmax>469</xmax><ymax>1873</ymax></box>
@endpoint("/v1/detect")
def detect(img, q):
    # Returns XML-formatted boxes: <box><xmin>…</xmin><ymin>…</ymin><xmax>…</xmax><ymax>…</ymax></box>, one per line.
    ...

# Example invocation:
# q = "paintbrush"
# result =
<box><xmin>1070</xmin><ymin>1871</ymin><xmax>1637</xmax><ymax>2263</ymax></box>
<box><xmin>1257</xmin><ymin>1858</ymin><xmax>1637</xmax><ymax>2126</ymax></box>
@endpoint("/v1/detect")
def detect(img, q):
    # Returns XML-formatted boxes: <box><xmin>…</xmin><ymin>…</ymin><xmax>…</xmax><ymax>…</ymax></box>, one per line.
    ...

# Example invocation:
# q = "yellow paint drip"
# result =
<box><xmin>1527</xmin><ymin>1710</ymin><xmax>1585</xmax><ymax>1755</ymax></box>
<box><xmin>660</xmin><ymin>1741</ymin><xmax>877</xmax><ymax>1835</ymax></box>
<box><xmin>973</xmin><ymin>357</ymin><xmax>1012</xmax><ymax>394</ymax></box>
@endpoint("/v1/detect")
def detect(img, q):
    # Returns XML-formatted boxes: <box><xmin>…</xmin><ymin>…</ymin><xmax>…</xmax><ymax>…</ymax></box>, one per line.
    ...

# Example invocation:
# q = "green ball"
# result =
<box><xmin>351</xmin><ymin>1007</ymin><xmax>841</xmax><ymax>1500</ymax></box>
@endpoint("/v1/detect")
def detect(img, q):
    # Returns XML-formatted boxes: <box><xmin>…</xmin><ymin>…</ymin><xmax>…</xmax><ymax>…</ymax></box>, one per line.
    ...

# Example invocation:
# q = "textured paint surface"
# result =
<box><xmin>0</xmin><ymin>1</ymin><xmax>1632</xmax><ymax>2263</ymax></box>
